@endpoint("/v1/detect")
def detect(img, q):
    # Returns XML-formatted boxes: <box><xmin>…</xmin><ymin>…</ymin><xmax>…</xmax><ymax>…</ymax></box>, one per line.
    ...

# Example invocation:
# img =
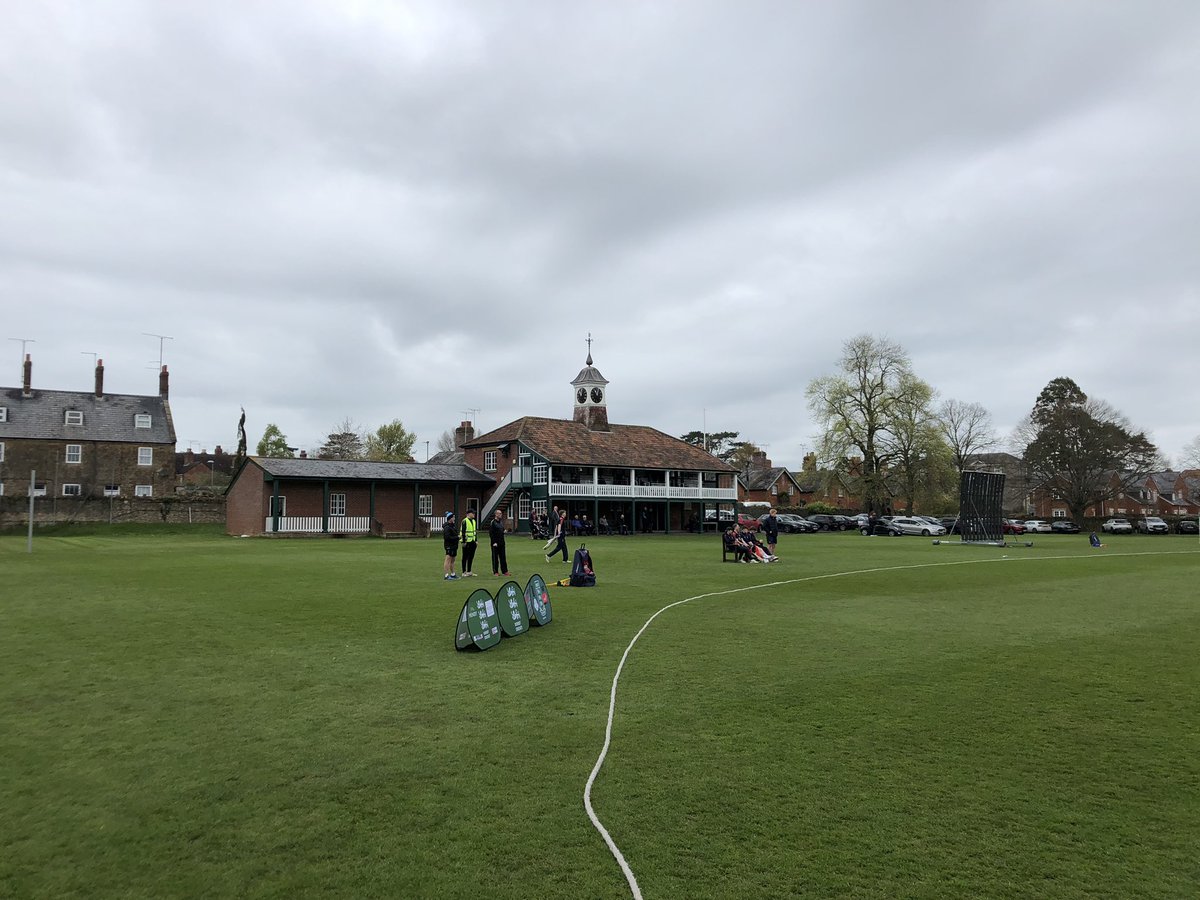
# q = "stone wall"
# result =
<box><xmin>0</xmin><ymin>495</ymin><xmax>226</xmax><ymax>528</ymax></box>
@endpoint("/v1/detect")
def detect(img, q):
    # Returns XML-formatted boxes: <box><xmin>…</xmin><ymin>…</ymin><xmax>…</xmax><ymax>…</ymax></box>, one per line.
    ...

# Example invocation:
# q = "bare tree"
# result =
<box><xmin>436</xmin><ymin>430</ymin><xmax>456</xmax><ymax>453</ymax></box>
<box><xmin>1181</xmin><ymin>434</ymin><xmax>1200</xmax><ymax>470</ymax></box>
<box><xmin>937</xmin><ymin>399</ymin><xmax>997</xmax><ymax>479</ymax></box>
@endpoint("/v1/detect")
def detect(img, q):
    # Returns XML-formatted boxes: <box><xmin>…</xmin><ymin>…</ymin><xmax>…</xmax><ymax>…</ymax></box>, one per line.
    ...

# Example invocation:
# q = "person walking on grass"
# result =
<box><xmin>460</xmin><ymin>509</ymin><xmax>478</xmax><ymax>577</ymax></box>
<box><xmin>442</xmin><ymin>512</ymin><xmax>459</xmax><ymax>580</ymax></box>
<box><xmin>490</xmin><ymin>508</ymin><xmax>511</xmax><ymax>576</ymax></box>
<box><xmin>546</xmin><ymin>510</ymin><xmax>569</xmax><ymax>563</ymax></box>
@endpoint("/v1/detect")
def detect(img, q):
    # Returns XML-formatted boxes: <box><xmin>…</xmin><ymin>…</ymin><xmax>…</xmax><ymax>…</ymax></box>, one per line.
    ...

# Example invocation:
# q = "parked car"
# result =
<box><xmin>888</xmin><ymin>516</ymin><xmax>947</xmax><ymax>536</ymax></box>
<box><xmin>1050</xmin><ymin>520</ymin><xmax>1081</xmax><ymax>534</ymax></box>
<box><xmin>1136</xmin><ymin>517</ymin><xmax>1169</xmax><ymax>534</ymax></box>
<box><xmin>1176</xmin><ymin>519</ymin><xmax>1199</xmax><ymax>535</ymax></box>
<box><xmin>1023</xmin><ymin>519</ymin><xmax>1052</xmax><ymax>533</ymax></box>
<box><xmin>806</xmin><ymin>514</ymin><xmax>848</xmax><ymax>531</ymax></box>
<box><xmin>861</xmin><ymin>519</ymin><xmax>902</xmax><ymax>536</ymax></box>
<box><xmin>1002</xmin><ymin>519</ymin><xmax>1026</xmax><ymax>535</ymax></box>
<box><xmin>758</xmin><ymin>512</ymin><xmax>816</xmax><ymax>533</ymax></box>
<box><xmin>737</xmin><ymin>513</ymin><xmax>761</xmax><ymax>531</ymax></box>
<box><xmin>938</xmin><ymin>517</ymin><xmax>958</xmax><ymax>532</ymax></box>
<box><xmin>1101</xmin><ymin>518</ymin><xmax>1133</xmax><ymax>534</ymax></box>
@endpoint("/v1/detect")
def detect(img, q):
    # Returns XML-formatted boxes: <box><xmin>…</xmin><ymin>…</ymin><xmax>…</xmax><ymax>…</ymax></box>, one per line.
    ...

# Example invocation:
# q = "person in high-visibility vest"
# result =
<box><xmin>460</xmin><ymin>509</ymin><xmax>479</xmax><ymax>577</ymax></box>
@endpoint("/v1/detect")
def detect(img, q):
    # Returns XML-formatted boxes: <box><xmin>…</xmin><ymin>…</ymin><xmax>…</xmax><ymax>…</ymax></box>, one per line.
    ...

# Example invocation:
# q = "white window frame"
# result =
<box><xmin>33</xmin><ymin>482</ymin><xmax>48</xmax><ymax>497</ymax></box>
<box><xmin>418</xmin><ymin>494</ymin><xmax>433</xmax><ymax>516</ymax></box>
<box><xmin>66</xmin><ymin>444</ymin><xmax>82</xmax><ymax>464</ymax></box>
<box><xmin>137</xmin><ymin>447</ymin><xmax>153</xmax><ymax>466</ymax></box>
<box><xmin>329</xmin><ymin>492</ymin><xmax>347</xmax><ymax>516</ymax></box>
<box><xmin>484</xmin><ymin>450</ymin><xmax>497</xmax><ymax>472</ymax></box>
<box><xmin>533</xmin><ymin>463</ymin><xmax>547</xmax><ymax>484</ymax></box>
<box><xmin>269</xmin><ymin>495</ymin><xmax>287</xmax><ymax>516</ymax></box>
<box><xmin>104</xmin><ymin>484</ymin><xmax>121</xmax><ymax>497</ymax></box>
<box><xmin>0</xmin><ymin>406</ymin><xmax>7</xmax><ymax>423</ymax></box>
<box><xmin>65</xmin><ymin>410</ymin><xmax>84</xmax><ymax>425</ymax></box>
<box><xmin>134</xmin><ymin>413</ymin><xmax>152</xmax><ymax>429</ymax></box>
<box><xmin>0</xmin><ymin>442</ymin><xmax>5</xmax><ymax>463</ymax></box>
<box><xmin>135</xmin><ymin>484</ymin><xmax>153</xmax><ymax>498</ymax></box>
<box><xmin>518</xmin><ymin>493</ymin><xmax>531</xmax><ymax>521</ymax></box>
<box><xmin>63</xmin><ymin>483</ymin><xmax>82</xmax><ymax>497</ymax></box>
<box><xmin>0</xmin><ymin>482</ymin><xmax>4</xmax><ymax>496</ymax></box>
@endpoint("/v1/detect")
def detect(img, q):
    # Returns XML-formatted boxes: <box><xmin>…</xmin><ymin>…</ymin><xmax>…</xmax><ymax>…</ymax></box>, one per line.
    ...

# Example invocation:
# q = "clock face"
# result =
<box><xmin>590</xmin><ymin>387</ymin><xmax>604</xmax><ymax>403</ymax></box>
<box><xmin>577</xmin><ymin>387</ymin><xmax>587</xmax><ymax>404</ymax></box>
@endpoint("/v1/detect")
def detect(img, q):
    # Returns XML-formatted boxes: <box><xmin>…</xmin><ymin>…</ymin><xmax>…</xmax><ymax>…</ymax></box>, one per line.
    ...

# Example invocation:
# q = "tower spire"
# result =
<box><xmin>586</xmin><ymin>332</ymin><xmax>593</xmax><ymax>366</ymax></box>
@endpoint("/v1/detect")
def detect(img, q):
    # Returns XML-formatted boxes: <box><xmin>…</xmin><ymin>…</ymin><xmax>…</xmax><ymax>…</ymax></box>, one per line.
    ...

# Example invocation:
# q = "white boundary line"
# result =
<box><xmin>582</xmin><ymin>547</ymin><xmax>1200</xmax><ymax>899</ymax></box>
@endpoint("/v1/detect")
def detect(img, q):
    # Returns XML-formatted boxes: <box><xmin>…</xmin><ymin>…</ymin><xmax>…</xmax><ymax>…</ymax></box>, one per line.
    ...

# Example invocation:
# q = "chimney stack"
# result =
<box><xmin>95</xmin><ymin>358</ymin><xmax>105</xmax><ymax>397</ymax></box>
<box><xmin>454</xmin><ymin>420</ymin><xmax>475</xmax><ymax>448</ymax></box>
<box><xmin>22</xmin><ymin>354</ymin><xmax>32</xmax><ymax>396</ymax></box>
<box><xmin>159</xmin><ymin>365</ymin><xmax>169</xmax><ymax>399</ymax></box>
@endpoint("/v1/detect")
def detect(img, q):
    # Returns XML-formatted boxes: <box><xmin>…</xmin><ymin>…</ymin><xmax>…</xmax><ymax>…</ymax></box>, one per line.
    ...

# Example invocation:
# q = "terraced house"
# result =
<box><xmin>0</xmin><ymin>356</ymin><xmax>177</xmax><ymax>503</ymax></box>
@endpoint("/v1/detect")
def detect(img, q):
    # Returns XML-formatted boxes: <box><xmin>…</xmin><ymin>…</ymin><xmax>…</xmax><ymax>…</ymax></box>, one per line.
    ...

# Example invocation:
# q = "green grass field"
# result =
<box><xmin>3</xmin><ymin>526</ymin><xmax>1199</xmax><ymax>899</ymax></box>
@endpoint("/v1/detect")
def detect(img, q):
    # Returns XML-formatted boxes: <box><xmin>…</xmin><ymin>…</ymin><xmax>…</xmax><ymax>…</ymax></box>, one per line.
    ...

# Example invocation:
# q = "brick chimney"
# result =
<box><xmin>185</xmin><ymin>449</ymin><xmax>195</xmax><ymax>465</ymax></box>
<box><xmin>159</xmin><ymin>365</ymin><xmax>169</xmax><ymax>399</ymax></box>
<box><xmin>95</xmin><ymin>359</ymin><xmax>104</xmax><ymax>397</ymax></box>
<box><xmin>454</xmin><ymin>420</ymin><xmax>475</xmax><ymax>448</ymax></box>
<box><xmin>750</xmin><ymin>450</ymin><xmax>771</xmax><ymax>469</ymax></box>
<box><xmin>22</xmin><ymin>354</ymin><xmax>32</xmax><ymax>396</ymax></box>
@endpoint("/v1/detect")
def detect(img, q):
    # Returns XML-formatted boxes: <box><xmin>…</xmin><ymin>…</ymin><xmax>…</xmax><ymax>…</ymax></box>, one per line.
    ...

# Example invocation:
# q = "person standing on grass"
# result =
<box><xmin>459</xmin><ymin>509</ymin><xmax>478</xmax><ymax>577</ymax></box>
<box><xmin>490</xmin><ymin>508</ymin><xmax>511</xmax><ymax>576</ymax></box>
<box><xmin>442</xmin><ymin>512</ymin><xmax>459</xmax><ymax>581</ymax></box>
<box><xmin>546</xmin><ymin>510</ymin><xmax>569</xmax><ymax>563</ymax></box>
<box><xmin>763</xmin><ymin>507</ymin><xmax>780</xmax><ymax>559</ymax></box>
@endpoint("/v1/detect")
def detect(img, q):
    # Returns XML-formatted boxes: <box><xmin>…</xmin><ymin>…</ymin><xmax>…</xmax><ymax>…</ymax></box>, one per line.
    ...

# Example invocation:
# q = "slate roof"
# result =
<box><xmin>0</xmin><ymin>387</ymin><xmax>175</xmax><ymax>443</ymax></box>
<box><xmin>463</xmin><ymin>416</ymin><xmax>736</xmax><ymax>471</ymax></box>
<box><xmin>248</xmin><ymin>456</ymin><xmax>492</xmax><ymax>483</ymax></box>
<box><xmin>742</xmin><ymin>466</ymin><xmax>800</xmax><ymax>492</ymax></box>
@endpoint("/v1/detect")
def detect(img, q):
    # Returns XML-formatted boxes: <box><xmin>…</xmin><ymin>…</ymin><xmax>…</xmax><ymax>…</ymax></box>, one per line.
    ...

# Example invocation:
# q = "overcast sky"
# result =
<box><xmin>4</xmin><ymin>1</ymin><xmax>1198</xmax><ymax>468</ymax></box>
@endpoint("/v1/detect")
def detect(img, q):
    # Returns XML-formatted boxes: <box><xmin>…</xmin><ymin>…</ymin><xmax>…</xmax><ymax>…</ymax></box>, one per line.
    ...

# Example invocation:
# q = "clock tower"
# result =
<box><xmin>571</xmin><ymin>341</ymin><xmax>610</xmax><ymax>432</ymax></box>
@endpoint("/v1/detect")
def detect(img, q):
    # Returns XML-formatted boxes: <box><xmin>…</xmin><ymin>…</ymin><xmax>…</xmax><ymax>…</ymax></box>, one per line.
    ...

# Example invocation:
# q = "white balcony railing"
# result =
<box><xmin>547</xmin><ymin>480</ymin><xmax>736</xmax><ymax>500</ymax></box>
<box><xmin>265</xmin><ymin>516</ymin><xmax>372</xmax><ymax>534</ymax></box>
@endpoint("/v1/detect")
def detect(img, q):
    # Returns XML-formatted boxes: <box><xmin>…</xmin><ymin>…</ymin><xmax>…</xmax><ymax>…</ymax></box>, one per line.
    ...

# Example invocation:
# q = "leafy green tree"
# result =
<box><xmin>680</xmin><ymin>430</ymin><xmax>742</xmax><ymax>461</ymax></box>
<box><xmin>366</xmin><ymin>419</ymin><xmax>417</xmax><ymax>462</ymax></box>
<box><xmin>806</xmin><ymin>334</ymin><xmax>936</xmax><ymax>514</ymax></box>
<box><xmin>1020</xmin><ymin>377</ymin><xmax>1162</xmax><ymax>521</ymax></box>
<box><xmin>318</xmin><ymin>419</ymin><xmax>367</xmax><ymax>460</ymax></box>
<box><xmin>256</xmin><ymin>423</ymin><xmax>294</xmax><ymax>458</ymax></box>
<box><xmin>887</xmin><ymin>376</ymin><xmax>954</xmax><ymax>513</ymax></box>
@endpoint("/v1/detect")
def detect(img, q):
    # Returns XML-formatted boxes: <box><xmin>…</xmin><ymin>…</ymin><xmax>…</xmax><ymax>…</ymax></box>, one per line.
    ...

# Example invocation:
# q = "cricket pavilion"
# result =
<box><xmin>461</xmin><ymin>352</ymin><xmax>739</xmax><ymax>534</ymax></box>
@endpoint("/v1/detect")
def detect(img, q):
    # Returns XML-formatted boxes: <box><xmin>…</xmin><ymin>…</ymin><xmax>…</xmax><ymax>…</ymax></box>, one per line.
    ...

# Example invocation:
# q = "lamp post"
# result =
<box><xmin>208</xmin><ymin>460</ymin><xmax>215</xmax><ymax>487</ymax></box>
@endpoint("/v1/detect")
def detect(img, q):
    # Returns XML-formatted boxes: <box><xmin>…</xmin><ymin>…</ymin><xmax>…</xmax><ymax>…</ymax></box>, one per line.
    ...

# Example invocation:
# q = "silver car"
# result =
<box><xmin>888</xmin><ymin>516</ymin><xmax>947</xmax><ymax>536</ymax></box>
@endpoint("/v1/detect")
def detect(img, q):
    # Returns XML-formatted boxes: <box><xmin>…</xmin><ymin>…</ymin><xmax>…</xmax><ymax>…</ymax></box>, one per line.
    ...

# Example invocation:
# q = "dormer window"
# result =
<box><xmin>65</xmin><ymin>410</ymin><xmax>84</xmax><ymax>425</ymax></box>
<box><xmin>135</xmin><ymin>413</ymin><xmax>152</xmax><ymax>429</ymax></box>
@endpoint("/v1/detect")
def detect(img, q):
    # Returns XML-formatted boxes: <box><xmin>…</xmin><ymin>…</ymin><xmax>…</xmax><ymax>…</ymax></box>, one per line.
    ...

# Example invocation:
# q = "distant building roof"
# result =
<box><xmin>0</xmin><ymin>387</ymin><xmax>175</xmax><ymax>444</ymax></box>
<box><xmin>463</xmin><ymin>416</ymin><xmax>736</xmax><ymax>471</ymax></box>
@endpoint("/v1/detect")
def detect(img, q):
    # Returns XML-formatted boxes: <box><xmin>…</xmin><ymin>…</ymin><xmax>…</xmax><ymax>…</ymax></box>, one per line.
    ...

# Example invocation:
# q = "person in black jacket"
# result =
<box><xmin>442</xmin><ymin>512</ymin><xmax>459</xmax><ymax>581</ymax></box>
<box><xmin>489</xmin><ymin>509</ymin><xmax>510</xmax><ymax>576</ymax></box>
<box><xmin>763</xmin><ymin>507</ymin><xmax>780</xmax><ymax>558</ymax></box>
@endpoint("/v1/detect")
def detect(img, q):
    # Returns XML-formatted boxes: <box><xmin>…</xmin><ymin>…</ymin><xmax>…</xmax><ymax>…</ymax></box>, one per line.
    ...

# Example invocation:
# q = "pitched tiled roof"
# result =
<box><xmin>0</xmin><ymin>387</ymin><xmax>175</xmax><ymax>443</ymax></box>
<box><xmin>742</xmin><ymin>466</ymin><xmax>799</xmax><ymax>491</ymax></box>
<box><xmin>248</xmin><ymin>456</ymin><xmax>492</xmax><ymax>483</ymax></box>
<box><xmin>464</xmin><ymin>416</ymin><xmax>736</xmax><ymax>471</ymax></box>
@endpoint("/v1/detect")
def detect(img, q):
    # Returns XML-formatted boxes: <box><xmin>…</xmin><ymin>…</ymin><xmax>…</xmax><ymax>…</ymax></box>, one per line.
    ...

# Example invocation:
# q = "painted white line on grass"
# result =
<box><xmin>583</xmin><ymin>547</ymin><xmax>1200</xmax><ymax>898</ymax></box>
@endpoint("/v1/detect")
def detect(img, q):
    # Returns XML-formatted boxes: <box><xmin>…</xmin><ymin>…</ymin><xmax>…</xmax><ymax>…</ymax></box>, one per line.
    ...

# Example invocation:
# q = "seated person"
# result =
<box><xmin>724</xmin><ymin>527</ymin><xmax>753</xmax><ymax>562</ymax></box>
<box><xmin>599</xmin><ymin>516</ymin><xmax>611</xmax><ymax>535</ymax></box>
